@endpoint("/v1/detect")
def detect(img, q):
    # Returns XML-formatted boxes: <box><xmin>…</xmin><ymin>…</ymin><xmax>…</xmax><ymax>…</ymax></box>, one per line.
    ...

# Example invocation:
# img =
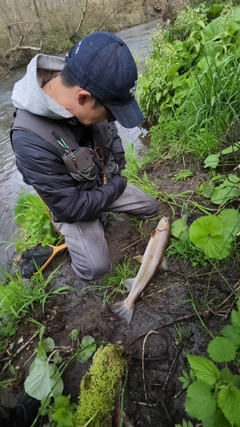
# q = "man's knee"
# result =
<box><xmin>141</xmin><ymin>197</ymin><xmax>159</xmax><ymax>219</ymax></box>
<box><xmin>72</xmin><ymin>258</ymin><xmax>112</xmax><ymax>281</ymax></box>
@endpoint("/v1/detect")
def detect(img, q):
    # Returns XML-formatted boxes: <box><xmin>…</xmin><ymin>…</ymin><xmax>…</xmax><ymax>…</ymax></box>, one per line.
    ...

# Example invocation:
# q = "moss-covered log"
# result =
<box><xmin>74</xmin><ymin>343</ymin><xmax>126</xmax><ymax>427</ymax></box>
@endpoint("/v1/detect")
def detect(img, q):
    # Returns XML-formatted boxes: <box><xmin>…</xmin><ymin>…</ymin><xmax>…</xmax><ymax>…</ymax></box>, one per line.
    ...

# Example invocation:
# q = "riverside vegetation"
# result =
<box><xmin>1</xmin><ymin>1</ymin><xmax>240</xmax><ymax>426</ymax></box>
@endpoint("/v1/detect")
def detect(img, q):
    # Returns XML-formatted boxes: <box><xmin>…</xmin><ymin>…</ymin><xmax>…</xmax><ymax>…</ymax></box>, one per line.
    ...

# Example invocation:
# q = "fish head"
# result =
<box><xmin>156</xmin><ymin>216</ymin><xmax>171</xmax><ymax>232</ymax></box>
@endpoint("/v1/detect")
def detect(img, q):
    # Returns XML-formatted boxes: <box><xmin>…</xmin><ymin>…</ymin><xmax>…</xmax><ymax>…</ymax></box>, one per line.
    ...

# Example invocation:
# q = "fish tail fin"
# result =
<box><xmin>110</xmin><ymin>299</ymin><xmax>134</xmax><ymax>324</ymax></box>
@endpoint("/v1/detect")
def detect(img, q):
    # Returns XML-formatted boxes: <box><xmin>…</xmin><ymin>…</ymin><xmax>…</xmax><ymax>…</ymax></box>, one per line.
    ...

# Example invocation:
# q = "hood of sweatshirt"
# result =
<box><xmin>11</xmin><ymin>54</ymin><xmax>73</xmax><ymax>120</ymax></box>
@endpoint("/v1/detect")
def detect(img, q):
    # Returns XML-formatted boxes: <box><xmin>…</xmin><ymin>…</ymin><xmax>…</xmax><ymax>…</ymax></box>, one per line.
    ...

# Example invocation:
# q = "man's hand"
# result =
<box><xmin>114</xmin><ymin>152</ymin><xmax>126</xmax><ymax>173</ymax></box>
<box><xmin>108</xmin><ymin>173</ymin><xmax>127</xmax><ymax>190</ymax></box>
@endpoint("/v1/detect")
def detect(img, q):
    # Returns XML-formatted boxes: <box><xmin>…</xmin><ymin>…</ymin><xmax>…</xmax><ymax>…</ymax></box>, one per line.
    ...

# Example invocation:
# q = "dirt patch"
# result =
<box><xmin>0</xmin><ymin>158</ymin><xmax>239</xmax><ymax>427</ymax></box>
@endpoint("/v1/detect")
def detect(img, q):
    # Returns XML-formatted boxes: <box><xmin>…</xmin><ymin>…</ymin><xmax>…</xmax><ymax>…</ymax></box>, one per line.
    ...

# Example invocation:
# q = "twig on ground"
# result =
<box><xmin>133</xmin><ymin>401</ymin><xmax>157</xmax><ymax>407</ymax></box>
<box><xmin>142</xmin><ymin>330</ymin><xmax>159</xmax><ymax>401</ymax></box>
<box><xmin>0</xmin><ymin>331</ymin><xmax>39</xmax><ymax>375</ymax></box>
<box><xmin>126</xmin><ymin>313</ymin><xmax>196</xmax><ymax>349</ymax></box>
<box><xmin>120</xmin><ymin>236</ymin><xmax>147</xmax><ymax>252</ymax></box>
<box><xmin>143</xmin><ymin>281</ymin><xmax>183</xmax><ymax>299</ymax></box>
<box><xmin>162</xmin><ymin>346</ymin><xmax>182</xmax><ymax>392</ymax></box>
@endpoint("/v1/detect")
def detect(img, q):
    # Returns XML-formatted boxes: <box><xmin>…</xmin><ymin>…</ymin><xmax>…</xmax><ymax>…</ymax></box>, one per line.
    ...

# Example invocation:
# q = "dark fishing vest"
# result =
<box><xmin>11</xmin><ymin>109</ymin><xmax>114</xmax><ymax>190</ymax></box>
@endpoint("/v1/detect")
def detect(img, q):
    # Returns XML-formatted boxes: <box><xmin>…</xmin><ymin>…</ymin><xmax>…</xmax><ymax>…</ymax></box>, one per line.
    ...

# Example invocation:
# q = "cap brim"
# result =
<box><xmin>105</xmin><ymin>98</ymin><xmax>144</xmax><ymax>129</ymax></box>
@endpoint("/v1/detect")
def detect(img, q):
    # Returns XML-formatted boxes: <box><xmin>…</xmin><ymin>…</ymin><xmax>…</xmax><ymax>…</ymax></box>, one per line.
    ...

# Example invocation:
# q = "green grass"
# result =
<box><xmin>13</xmin><ymin>188</ymin><xmax>61</xmax><ymax>252</ymax></box>
<box><xmin>100</xmin><ymin>257</ymin><xmax>139</xmax><ymax>307</ymax></box>
<box><xmin>123</xmin><ymin>143</ymin><xmax>161</xmax><ymax>198</ymax></box>
<box><xmin>0</xmin><ymin>266</ymin><xmax>71</xmax><ymax>322</ymax></box>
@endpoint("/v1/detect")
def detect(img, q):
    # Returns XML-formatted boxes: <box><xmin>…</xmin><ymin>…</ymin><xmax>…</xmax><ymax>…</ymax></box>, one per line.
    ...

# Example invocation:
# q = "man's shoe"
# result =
<box><xmin>15</xmin><ymin>393</ymin><xmax>41</xmax><ymax>427</ymax></box>
<box><xmin>0</xmin><ymin>393</ymin><xmax>41</xmax><ymax>427</ymax></box>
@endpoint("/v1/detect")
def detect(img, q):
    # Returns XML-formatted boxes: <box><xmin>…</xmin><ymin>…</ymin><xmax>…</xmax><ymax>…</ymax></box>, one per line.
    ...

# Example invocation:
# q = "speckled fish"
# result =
<box><xmin>111</xmin><ymin>216</ymin><xmax>171</xmax><ymax>324</ymax></box>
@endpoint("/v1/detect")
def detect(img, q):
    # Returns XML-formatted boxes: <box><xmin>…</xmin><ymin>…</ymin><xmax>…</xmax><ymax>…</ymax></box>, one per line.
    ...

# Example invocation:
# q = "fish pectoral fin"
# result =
<box><xmin>159</xmin><ymin>257</ymin><xmax>168</xmax><ymax>272</ymax></box>
<box><xmin>123</xmin><ymin>278</ymin><xmax>135</xmax><ymax>291</ymax></box>
<box><xmin>133</xmin><ymin>255</ymin><xmax>143</xmax><ymax>264</ymax></box>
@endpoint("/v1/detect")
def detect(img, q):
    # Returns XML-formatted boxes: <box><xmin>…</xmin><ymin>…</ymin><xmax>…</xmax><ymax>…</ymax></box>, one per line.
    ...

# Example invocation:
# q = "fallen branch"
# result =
<box><xmin>5</xmin><ymin>38</ymin><xmax>42</xmax><ymax>59</ymax></box>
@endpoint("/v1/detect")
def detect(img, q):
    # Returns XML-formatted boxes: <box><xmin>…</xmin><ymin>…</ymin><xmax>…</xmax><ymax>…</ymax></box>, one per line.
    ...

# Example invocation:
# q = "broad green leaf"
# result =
<box><xmin>81</xmin><ymin>335</ymin><xmax>95</xmax><ymax>347</ymax></box>
<box><xmin>202</xmin><ymin>409</ymin><xmax>231</xmax><ymax>427</ymax></box>
<box><xmin>207</xmin><ymin>337</ymin><xmax>236</xmax><ymax>363</ymax></box>
<box><xmin>36</xmin><ymin>337</ymin><xmax>55</xmax><ymax>360</ymax></box>
<box><xmin>221</xmin><ymin>325</ymin><xmax>240</xmax><ymax>347</ymax></box>
<box><xmin>211</xmin><ymin>184</ymin><xmax>240</xmax><ymax>205</ymax></box>
<box><xmin>198</xmin><ymin>181</ymin><xmax>215</xmax><ymax>199</ymax></box>
<box><xmin>189</xmin><ymin>216</ymin><xmax>231</xmax><ymax>260</ymax></box>
<box><xmin>232</xmin><ymin>375</ymin><xmax>240</xmax><ymax>388</ymax></box>
<box><xmin>237</xmin><ymin>297</ymin><xmax>240</xmax><ymax>312</ymax></box>
<box><xmin>187</xmin><ymin>355</ymin><xmax>220</xmax><ymax>385</ymax></box>
<box><xmin>233</xmin><ymin>6</ymin><xmax>240</xmax><ymax>22</ymax></box>
<box><xmin>53</xmin><ymin>350</ymin><xmax>62</xmax><ymax>365</ymax></box>
<box><xmin>50</xmin><ymin>367</ymin><xmax>64</xmax><ymax>399</ymax></box>
<box><xmin>185</xmin><ymin>381</ymin><xmax>216</xmax><ymax>420</ymax></box>
<box><xmin>24</xmin><ymin>358</ymin><xmax>63</xmax><ymax>400</ymax></box>
<box><xmin>77</xmin><ymin>336</ymin><xmax>96</xmax><ymax>363</ymax></box>
<box><xmin>231</xmin><ymin>309</ymin><xmax>240</xmax><ymax>329</ymax></box>
<box><xmin>43</xmin><ymin>337</ymin><xmax>55</xmax><ymax>352</ymax></box>
<box><xmin>171</xmin><ymin>215</ymin><xmax>189</xmax><ymax>239</ymax></box>
<box><xmin>204</xmin><ymin>17</ymin><xmax>226</xmax><ymax>41</ymax></box>
<box><xmin>221</xmin><ymin>142</ymin><xmax>240</xmax><ymax>155</ymax></box>
<box><xmin>218</xmin><ymin>385</ymin><xmax>240</xmax><ymax>426</ymax></box>
<box><xmin>220</xmin><ymin>367</ymin><xmax>235</xmax><ymax>384</ymax></box>
<box><xmin>218</xmin><ymin>209</ymin><xmax>240</xmax><ymax>242</ymax></box>
<box><xmin>51</xmin><ymin>395</ymin><xmax>75</xmax><ymax>427</ymax></box>
<box><xmin>204</xmin><ymin>153</ymin><xmax>220</xmax><ymax>169</ymax></box>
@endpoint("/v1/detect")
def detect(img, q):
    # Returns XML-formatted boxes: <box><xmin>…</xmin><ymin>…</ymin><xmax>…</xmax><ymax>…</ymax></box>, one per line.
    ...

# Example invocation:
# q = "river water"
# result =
<box><xmin>0</xmin><ymin>19</ymin><xmax>160</xmax><ymax>269</ymax></box>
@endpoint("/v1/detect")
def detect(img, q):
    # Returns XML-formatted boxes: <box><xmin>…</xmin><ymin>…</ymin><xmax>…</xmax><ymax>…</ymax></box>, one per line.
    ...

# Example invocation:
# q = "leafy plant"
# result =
<box><xmin>69</xmin><ymin>329</ymin><xmax>79</xmax><ymax>343</ymax></box>
<box><xmin>168</xmin><ymin>214</ymin><xmax>209</xmax><ymax>266</ymax></box>
<box><xmin>189</xmin><ymin>209</ymin><xmax>240</xmax><ymax>260</ymax></box>
<box><xmin>49</xmin><ymin>395</ymin><xmax>76</xmax><ymax>427</ymax></box>
<box><xmin>13</xmin><ymin>188</ymin><xmax>61</xmax><ymax>252</ymax></box>
<box><xmin>204</xmin><ymin>142</ymin><xmax>240</xmax><ymax>170</ymax></box>
<box><xmin>199</xmin><ymin>173</ymin><xmax>240</xmax><ymax>205</ymax></box>
<box><xmin>138</xmin><ymin>2</ymin><xmax>240</xmax><ymax>163</ymax></box>
<box><xmin>76</xmin><ymin>335</ymin><xmax>97</xmax><ymax>364</ymax></box>
<box><xmin>180</xmin><ymin>296</ymin><xmax>240</xmax><ymax>426</ymax></box>
<box><xmin>169</xmin><ymin>209</ymin><xmax>240</xmax><ymax>264</ymax></box>
<box><xmin>172</xmin><ymin>169</ymin><xmax>193</xmax><ymax>181</ymax></box>
<box><xmin>24</xmin><ymin>327</ymin><xmax>96</xmax><ymax>426</ymax></box>
<box><xmin>175</xmin><ymin>420</ymin><xmax>194</xmax><ymax>427</ymax></box>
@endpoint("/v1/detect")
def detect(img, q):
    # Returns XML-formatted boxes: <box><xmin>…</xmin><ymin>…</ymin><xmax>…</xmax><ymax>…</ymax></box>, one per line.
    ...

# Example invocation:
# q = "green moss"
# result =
<box><xmin>74</xmin><ymin>344</ymin><xmax>126</xmax><ymax>427</ymax></box>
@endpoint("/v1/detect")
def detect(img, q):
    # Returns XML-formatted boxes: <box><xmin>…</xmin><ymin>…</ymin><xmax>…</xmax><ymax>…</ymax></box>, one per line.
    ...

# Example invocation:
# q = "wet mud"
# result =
<box><xmin>0</xmin><ymin>157</ymin><xmax>239</xmax><ymax>427</ymax></box>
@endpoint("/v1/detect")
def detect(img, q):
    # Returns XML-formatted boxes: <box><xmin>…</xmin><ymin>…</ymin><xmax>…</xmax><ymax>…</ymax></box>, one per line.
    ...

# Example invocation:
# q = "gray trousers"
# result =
<box><xmin>54</xmin><ymin>184</ymin><xmax>158</xmax><ymax>280</ymax></box>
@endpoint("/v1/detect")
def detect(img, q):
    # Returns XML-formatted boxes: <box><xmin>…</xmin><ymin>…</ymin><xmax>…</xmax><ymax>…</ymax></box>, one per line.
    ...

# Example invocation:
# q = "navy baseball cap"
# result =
<box><xmin>65</xmin><ymin>31</ymin><xmax>144</xmax><ymax>128</ymax></box>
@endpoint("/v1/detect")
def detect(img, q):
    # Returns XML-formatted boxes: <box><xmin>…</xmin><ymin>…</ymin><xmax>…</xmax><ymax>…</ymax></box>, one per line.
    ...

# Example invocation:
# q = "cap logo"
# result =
<box><xmin>129</xmin><ymin>80</ymin><xmax>137</xmax><ymax>97</ymax></box>
<box><xmin>75</xmin><ymin>41</ymin><xmax>82</xmax><ymax>55</ymax></box>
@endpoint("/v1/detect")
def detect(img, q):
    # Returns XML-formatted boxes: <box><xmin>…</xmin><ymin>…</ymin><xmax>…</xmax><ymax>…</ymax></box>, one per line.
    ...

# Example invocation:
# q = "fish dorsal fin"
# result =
<box><xmin>123</xmin><ymin>278</ymin><xmax>135</xmax><ymax>291</ymax></box>
<box><xmin>133</xmin><ymin>255</ymin><xmax>143</xmax><ymax>264</ymax></box>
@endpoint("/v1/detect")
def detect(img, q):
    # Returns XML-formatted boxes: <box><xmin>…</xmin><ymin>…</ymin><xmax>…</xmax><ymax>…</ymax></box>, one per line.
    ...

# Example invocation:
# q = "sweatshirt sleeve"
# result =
<box><xmin>11</xmin><ymin>130</ymin><xmax>126</xmax><ymax>223</ymax></box>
